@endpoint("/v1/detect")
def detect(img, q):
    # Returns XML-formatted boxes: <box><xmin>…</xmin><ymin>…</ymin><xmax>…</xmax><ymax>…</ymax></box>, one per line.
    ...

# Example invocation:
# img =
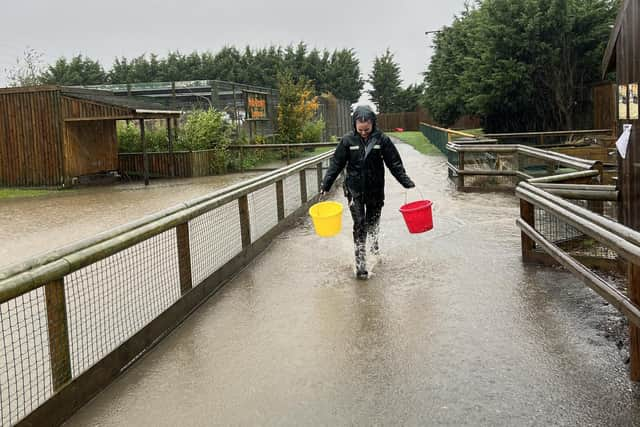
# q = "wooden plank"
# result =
<box><xmin>45</xmin><ymin>279</ymin><xmax>72</xmax><ymax>391</ymax></box>
<box><xmin>520</xmin><ymin>199</ymin><xmax>535</xmax><ymax>261</ymax></box>
<box><xmin>276</xmin><ymin>180</ymin><xmax>285</xmax><ymax>221</ymax></box>
<box><xmin>299</xmin><ymin>170</ymin><xmax>307</xmax><ymax>203</ymax></box>
<box><xmin>630</xmin><ymin>262</ymin><xmax>640</xmax><ymax>381</ymax></box>
<box><xmin>176</xmin><ymin>223</ymin><xmax>192</xmax><ymax>295</ymax></box>
<box><xmin>238</xmin><ymin>195</ymin><xmax>251</xmax><ymax>248</ymax></box>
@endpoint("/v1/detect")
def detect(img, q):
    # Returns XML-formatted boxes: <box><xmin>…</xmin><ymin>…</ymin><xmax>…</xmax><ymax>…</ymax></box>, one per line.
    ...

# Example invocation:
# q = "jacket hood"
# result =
<box><xmin>352</xmin><ymin>105</ymin><xmax>377</xmax><ymax>133</ymax></box>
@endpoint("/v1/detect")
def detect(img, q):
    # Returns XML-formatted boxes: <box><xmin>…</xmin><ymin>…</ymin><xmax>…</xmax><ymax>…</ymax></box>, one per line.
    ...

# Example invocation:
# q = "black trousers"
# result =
<box><xmin>348</xmin><ymin>196</ymin><xmax>383</xmax><ymax>269</ymax></box>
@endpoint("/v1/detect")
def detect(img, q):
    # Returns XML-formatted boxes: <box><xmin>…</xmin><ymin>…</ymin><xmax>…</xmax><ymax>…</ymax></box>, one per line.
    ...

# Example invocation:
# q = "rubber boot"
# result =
<box><xmin>355</xmin><ymin>242</ymin><xmax>368</xmax><ymax>279</ymax></box>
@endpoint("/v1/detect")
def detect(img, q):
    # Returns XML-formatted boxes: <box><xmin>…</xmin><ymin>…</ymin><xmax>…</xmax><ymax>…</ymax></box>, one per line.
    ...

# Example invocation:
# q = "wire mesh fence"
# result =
<box><xmin>0</xmin><ymin>152</ymin><xmax>334</xmax><ymax>426</ymax></box>
<box><xmin>533</xmin><ymin>201</ymin><xmax>619</xmax><ymax>261</ymax></box>
<box><xmin>66</xmin><ymin>229</ymin><xmax>182</xmax><ymax>377</ymax></box>
<box><xmin>0</xmin><ymin>290</ymin><xmax>51</xmax><ymax>427</ymax></box>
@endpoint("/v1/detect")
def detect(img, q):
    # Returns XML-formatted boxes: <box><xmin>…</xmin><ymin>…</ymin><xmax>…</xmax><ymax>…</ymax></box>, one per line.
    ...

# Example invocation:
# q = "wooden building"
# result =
<box><xmin>602</xmin><ymin>0</ymin><xmax>640</xmax><ymax>229</ymax></box>
<box><xmin>0</xmin><ymin>86</ymin><xmax>180</xmax><ymax>187</ymax></box>
<box><xmin>602</xmin><ymin>0</ymin><xmax>640</xmax><ymax>380</ymax></box>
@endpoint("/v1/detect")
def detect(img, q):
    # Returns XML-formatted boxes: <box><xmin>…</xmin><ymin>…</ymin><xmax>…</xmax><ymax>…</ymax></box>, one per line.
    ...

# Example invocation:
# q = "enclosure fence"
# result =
<box><xmin>0</xmin><ymin>151</ymin><xmax>334</xmax><ymax>426</ymax></box>
<box><xmin>439</xmin><ymin>128</ymin><xmax>640</xmax><ymax>381</ymax></box>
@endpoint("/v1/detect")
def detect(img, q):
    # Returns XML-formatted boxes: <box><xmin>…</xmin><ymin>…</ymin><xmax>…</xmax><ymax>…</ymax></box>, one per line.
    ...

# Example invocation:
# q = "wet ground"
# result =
<box><xmin>0</xmin><ymin>172</ymin><xmax>260</xmax><ymax>269</ymax></box>
<box><xmin>54</xmin><ymin>142</ymin><xmax>640</xmax><ymax>425</ymax></box>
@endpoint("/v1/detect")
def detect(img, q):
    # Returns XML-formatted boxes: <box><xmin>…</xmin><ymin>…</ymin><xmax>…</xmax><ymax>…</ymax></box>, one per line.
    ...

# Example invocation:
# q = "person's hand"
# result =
<box><xmin>404</xmin><ymin>180</ymin><xmax>416</xmax><ymax>189</ymax></box>
<box><xmin>320</xmin><ymin>190</ymin><xmax>326</xmax><ymax>199</ymax></box>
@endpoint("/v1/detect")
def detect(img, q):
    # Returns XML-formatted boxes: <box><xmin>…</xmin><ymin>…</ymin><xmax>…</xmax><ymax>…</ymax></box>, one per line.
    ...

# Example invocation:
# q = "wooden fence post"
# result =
<box><xmin>276</xmin><ymin>180</ymin><xmax>285</xmax><ymax>221</ymax></box>
<box><xmin>167</xmin><ymin>118</ymin><xmax>175</xmax><ymax>178</ymax></box>
<box><xmin>176</xmin><ymin>223</ymin><xmax>192</xmax><ymax>295</ymax></box>
<box><xmin>317</xmin><ymin>163</ymin><xmax>323</xmax><ymax>192</ymax></box>
<box><xmin>457</xmin><ymin>151</ymin><xmax>465</xmax><ymax>191</ymax></box>
<box><xmin>630</xmin><ymin>263</ymin><xmax>640</xmax><ymax>381</ymax></box>
<box><xmin>140</xmin><ymin>119</ymin><xmax>149</xmax><ymax>186</ymax></box>
<box><xmin>45</xmin><ymin>279</ymin><xmax>72</xmax><ymax>391</ymax></box>
<box><xmin>238</xmin><ymin>195</ymin><xmax>251</xmax><ymax>248</ymax></box>
<box><xmin>300</xmin><ymin>170</ymin><xmax>307</xmax><ymax>203</ymax></box>
<box><xmin>520</xmin><ymin>199</ymin><xmax>535</xmax><ymax>262</ymax></box>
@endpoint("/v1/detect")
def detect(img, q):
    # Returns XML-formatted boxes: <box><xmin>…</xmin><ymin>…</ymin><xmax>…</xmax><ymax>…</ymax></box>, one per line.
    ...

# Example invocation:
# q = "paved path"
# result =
<box><xmin>66</xmin><ymin>142</ymin><xmax>640</xmax><ymax>426</ymax></box>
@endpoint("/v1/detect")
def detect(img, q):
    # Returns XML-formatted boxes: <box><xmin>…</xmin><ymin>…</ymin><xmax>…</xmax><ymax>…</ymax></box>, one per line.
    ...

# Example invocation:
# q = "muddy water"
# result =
<box><xmin>66</xmin><ymin>142</ymin><xmax>640</xmax><ymax>426</ymax></box>
<box><xmin>0</xmin><ymin>173</ymin><xmax>259</xmax><ymax>269</ymax></box>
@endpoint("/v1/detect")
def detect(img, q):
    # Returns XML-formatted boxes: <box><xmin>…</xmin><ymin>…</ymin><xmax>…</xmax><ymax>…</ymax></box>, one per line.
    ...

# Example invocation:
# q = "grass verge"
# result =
<box><xmin>387</xmin><ymin>131</ymin><xmax>442</xmax><ymax>155</ymax></box>
<box><xmin>0</xmin><ymin>188</ymin><xmax>55</xmax><ymax>199</ymax></box>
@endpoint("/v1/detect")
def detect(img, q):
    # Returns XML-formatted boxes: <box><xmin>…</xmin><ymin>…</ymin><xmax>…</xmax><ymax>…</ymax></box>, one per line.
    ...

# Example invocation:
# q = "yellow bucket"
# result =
<box><xmin>309</xmin><ymin>201</ymin><xmax>343</xmax><ymax>237</ymax></box>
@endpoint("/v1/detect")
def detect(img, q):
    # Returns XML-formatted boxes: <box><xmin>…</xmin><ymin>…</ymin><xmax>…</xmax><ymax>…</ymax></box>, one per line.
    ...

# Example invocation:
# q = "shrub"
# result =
<box><xmin>277</xmin><ymin>72</ymin><xmax>319</xmax><ymax>145</ymax></box>
<box><xmin>117</xmin><ymin>121</ymin><xmax>168</xmax><ymax>153</ymax></box>
<box><xmin>301</xmin><ymin>119</ymin><xmax>325</xmax><ymax>143</ymax></box>
<box><xmin>177</xmin><ymin>109</ymin><xmax>233</xmax><ymax>174</ymax></box>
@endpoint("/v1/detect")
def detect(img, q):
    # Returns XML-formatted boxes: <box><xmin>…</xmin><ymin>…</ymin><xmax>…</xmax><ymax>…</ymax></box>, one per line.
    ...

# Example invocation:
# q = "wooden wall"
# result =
<box><xmin>614</xmin><ymin>0</ymin><xmax>640</xmax><ymax>230</ymax></box>
<box><xmin>593</xmin><ymin>83</ymin><xmax>616</xmax><ymax>131</ymax></box>
<box><xmin>0</xmin><ymin>89</ymin><xmax>62</xmax><ymax>186</ymax></box>
<box><xmin>377</xmin><ymin>112</ymin><xmax>421</xmax><ymax>131</ymax></box>
<box><xmin>61</xmin><ymin>97</ymin><xmax>129</xmax><ymax>120</ymax></box>
<box><xmin>118</xmin><ymin>152</ymin><xmax>199</xmax><ymax>177</ymax></box>
<box><xmin>63</xmin><ymin>121</ymin><xmax>118</xmax><ymax>177</ymax></box>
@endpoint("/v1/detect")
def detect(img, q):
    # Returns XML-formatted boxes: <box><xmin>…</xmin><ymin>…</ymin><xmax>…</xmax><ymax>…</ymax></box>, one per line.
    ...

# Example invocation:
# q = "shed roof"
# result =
<box><xmin>0</xmin><ymin>85</ymin><xmax>181</xmax><ymax>119</ymax></box>
<box><xmin>602</xmin><ymin>0</ymin><xmax>630</xmax><ymax>78</ymax></box>
<box><xmin>60</xmin><ymin>87</ymin><xmax>182</xmax><ymax>119</ymax></box>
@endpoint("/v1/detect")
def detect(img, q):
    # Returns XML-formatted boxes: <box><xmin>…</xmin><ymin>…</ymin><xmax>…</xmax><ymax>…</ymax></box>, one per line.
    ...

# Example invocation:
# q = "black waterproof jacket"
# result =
<box><xmin>321</xmin><ymin>129</ymin><xmax>414</xmax><ymax>203</ymax></box>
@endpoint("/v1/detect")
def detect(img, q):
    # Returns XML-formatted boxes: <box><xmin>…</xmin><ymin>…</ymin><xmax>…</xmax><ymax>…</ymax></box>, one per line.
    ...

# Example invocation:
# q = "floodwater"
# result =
<box><xmin>0</xmin><ymin>172</ymin><xmax>260</xmax><ymax>269</ymax></box>
<box><xmin>58</xmin><ymin>142</ymin><xmax>640</xmax><ymax>425</ymax></box>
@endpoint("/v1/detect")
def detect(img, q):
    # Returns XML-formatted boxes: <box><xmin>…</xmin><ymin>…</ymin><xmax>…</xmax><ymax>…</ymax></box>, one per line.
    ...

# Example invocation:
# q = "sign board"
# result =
<box><xmin>245</xmin><ymin>91</ymin><xmax>268</xmax><ymax>121</ymax></box>
<box><xmin>630</xmin><ymin>83</ymin><xmax>639</xmax><ymax>120</ymax></box>
<box><xmin>619</xmin><ymin>84</ymin><xmax>629</xmax><ymax>120</ymax></box>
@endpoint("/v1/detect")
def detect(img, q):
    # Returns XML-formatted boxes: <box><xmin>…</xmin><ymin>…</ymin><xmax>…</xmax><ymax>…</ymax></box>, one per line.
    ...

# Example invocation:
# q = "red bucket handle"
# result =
<box><xmin>404</xmin><ymin>186</ymin><xmax>425</xmax><ymax>205</ymax></box>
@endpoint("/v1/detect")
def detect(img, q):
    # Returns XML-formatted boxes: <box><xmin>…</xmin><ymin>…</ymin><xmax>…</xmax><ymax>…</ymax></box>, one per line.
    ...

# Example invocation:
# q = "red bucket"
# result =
<box><xmin>399</xmin><ymin>200</ymin><xmax>433</xmax><ymax>233</ymax></box>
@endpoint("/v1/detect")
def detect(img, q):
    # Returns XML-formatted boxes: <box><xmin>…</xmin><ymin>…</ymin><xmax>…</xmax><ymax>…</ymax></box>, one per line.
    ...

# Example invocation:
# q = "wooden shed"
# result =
<box><xmin>0</xmin><ymin>86</ymin><xmax>180</xmax><ymax>187</ymax></box>
<box><xmin>602</xmin><ymin>0</ymin><xmax>640</xmax><ymax>229</ymax></box>
<box><xmin>602</xmin><ymin>0</ymin><xmax>640</xmax><ymax>380</ymax></box>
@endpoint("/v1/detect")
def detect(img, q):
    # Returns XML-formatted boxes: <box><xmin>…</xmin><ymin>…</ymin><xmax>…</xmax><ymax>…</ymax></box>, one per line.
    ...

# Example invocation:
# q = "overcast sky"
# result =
<box><xmin>0</xmin><ymin>0</ymin><xmax>467</xmax><ymax>92</ymax></box>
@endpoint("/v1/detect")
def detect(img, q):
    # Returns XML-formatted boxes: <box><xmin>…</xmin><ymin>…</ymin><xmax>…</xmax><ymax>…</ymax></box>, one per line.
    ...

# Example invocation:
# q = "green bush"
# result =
<box><xmin>301</xmin><ymin>119</ymin><xmax>325</xmax><ymax>143</ymax></box>
<box><xmin>177</xmin><ymin>109</ymin><xmax>233</xmax><ymax>174</ymax></box>
<box><xmin>117</xmin><ymin>122</ymin><xmax>168</xmax><ymax>153</ymax></box>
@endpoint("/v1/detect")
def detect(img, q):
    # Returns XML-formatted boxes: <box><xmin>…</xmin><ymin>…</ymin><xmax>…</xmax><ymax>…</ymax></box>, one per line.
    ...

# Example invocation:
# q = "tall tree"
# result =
<box><xmin>325</xmin><ymin>49</ymin><xmax>364</xmax><ymax>103</ymax></box>
<box><xmin>5</xmin><ymin>47</ymin><xmax>46</xmax><ymax>87</ymax></box>
<box><xmin>277</xmin><ymin>72</ymin><xmax>319</xmax><ymax>145</ymax></box>
<box><xmin>40</xmin><ymin>54</ymin><xmax>106</xmax><ymax>85</ymax></box>
<box><xmin>368</xmin><ymin>49</ymin><xmax>403</xmax><ymax>113</ymax></box>
<box><xmin>424</xmin><ymin>0</ymin><xmax>619</xmax><ymax>131</ymax></box>
<box><xmin>396</xmin><ymin>83</ymin><xmax>425</xmax><ymax>112</ymax></box>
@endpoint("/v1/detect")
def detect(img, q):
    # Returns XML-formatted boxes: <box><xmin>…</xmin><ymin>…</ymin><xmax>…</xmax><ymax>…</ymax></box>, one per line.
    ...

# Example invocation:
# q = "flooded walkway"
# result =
<box><xmin>66</xmin><ymin>142</ymin><xmax>640</xmax><ymax>426</ymax></box>
<box><xmin>0</xmin><ymin>172</ymin><xmax>260</xmax><ymax>268</ymax></box>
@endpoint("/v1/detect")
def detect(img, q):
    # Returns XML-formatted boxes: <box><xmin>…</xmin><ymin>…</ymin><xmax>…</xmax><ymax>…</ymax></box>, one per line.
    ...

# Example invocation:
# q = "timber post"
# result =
<box><xmin>176</xmin><ymin>223</ymin><xmax>193</xmax><ymax>295</ymax></box>
<box><xmin>317</xmin><ymin>163</ymin><xmax>323</xmax><ymax>192</ymax></box>
<box><xmin>140</xmin><ymin>119</ymin><xmax>149</xmax><ymax>186</ymax></box>
<box><xmin>167</xmin><ymin>118</ymin><xmax>175</xmax><ymax>178</ymax></box>
<box><xmin>630</xmin><ymin>263</ymin><xmax>640</xmax><ymax>381</ymax></box>
<box><xmin>45</xmin><ymin>279</ymin><xmax>72</xmax><ymax>391</ymax></box>
<box><xmin>519</xmin><ymin>199</ymin><xmax>535</xmax><ymax>262</ymax></box>
<box><xmin>276</xmin><ymin>180</ymin><xmax>285</xmax><ymax>222</ymax></box>
<box><xmin>457</xmin><ymin>151</ymin><xmax>465</xmax><ymax>191</ymax></box>
<box><xmin>239</xmin><ymin>195</ymin><xmax>251</xmax><ymax>248</ymax></box>
<box><xmin>300</xmin><ymin>170</ymin><xmax>307</xmax><ymax>203</ymax></box>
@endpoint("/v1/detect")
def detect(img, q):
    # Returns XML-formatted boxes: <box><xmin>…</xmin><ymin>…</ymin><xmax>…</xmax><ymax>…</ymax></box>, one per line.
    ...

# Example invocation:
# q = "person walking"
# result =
<box><xmin>320</xmin><ymin>104</ymin><xmax>415</xmax><ymax>279</ymax></box>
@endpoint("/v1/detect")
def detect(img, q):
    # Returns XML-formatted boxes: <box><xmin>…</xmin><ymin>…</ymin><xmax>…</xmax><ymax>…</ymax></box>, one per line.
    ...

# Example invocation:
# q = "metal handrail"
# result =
<box><xmin>483</xmin><ymin>129</ymin><xmax>614</xmax><ymax>138</ymax></box>
<box><xmin>517</xmin><ymin>219</ymin><xmax>640</xmax><ymax>328</ymax></box>
<box><xmin>0</xmin><ymin>150</ymin><xmax>335</xmax><ymax>303</ymax></box>
<box><xmin>446</xmin><ymin>143</ymin><xmax>599</xmax><ymax>171</ymax></box>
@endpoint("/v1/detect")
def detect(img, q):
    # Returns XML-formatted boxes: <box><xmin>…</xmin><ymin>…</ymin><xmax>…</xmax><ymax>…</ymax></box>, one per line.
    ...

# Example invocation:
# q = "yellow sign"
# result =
<box><xmin>245</xmin><ymin>92</ymin><xmax>268</xmax><ymax>120</ymax></box>
<box><xmin>630</xmin><ymin>83</ymin><xmax>639</xmax><ymax>120</ymax></box>
<box><xmin>619</xmin><ymin>84</ymin><xmax>629</xmax><ymax>120</ymax></box>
